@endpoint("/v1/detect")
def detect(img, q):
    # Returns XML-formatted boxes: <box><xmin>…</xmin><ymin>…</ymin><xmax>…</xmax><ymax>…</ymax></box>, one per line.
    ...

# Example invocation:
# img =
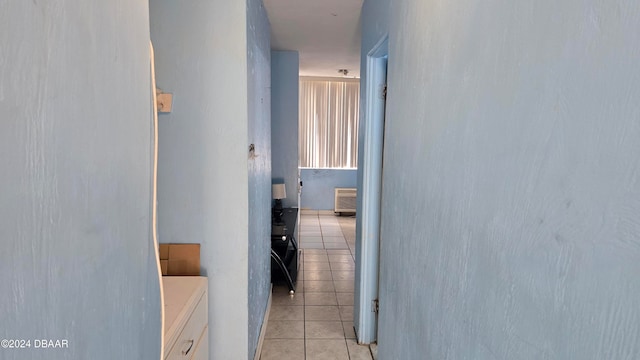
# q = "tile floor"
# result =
<box><xmin>261</xmin><ymin>212</ymin><xmax>376</xmax><ymax>360</ymax></box>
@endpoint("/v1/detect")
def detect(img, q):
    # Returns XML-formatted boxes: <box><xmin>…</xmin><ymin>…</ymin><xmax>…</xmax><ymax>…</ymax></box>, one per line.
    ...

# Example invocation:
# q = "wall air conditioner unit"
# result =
<box><xmin>334</xmin><ymin>188</ymin><xmax>357</xmax><ymax>215</ymax></box>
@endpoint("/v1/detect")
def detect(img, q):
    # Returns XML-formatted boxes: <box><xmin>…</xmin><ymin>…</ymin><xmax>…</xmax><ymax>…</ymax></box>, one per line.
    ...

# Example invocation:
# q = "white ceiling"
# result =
<box><xmin>264</xmin><ymin>0</ymin><xmax>363</xmax><ymax>78</ymax></box>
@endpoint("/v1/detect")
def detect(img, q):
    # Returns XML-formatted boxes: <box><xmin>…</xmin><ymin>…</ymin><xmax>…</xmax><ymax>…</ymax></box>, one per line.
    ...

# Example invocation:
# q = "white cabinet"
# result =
<box><xmin>163</xmin><ymin>277</ymin><xmax>208</xmax><ymax>360</ymax></box>
<box><xmin>190</xmin><ymin>327</ymin><xmax>208</xmax><ymax>360</ymax></box>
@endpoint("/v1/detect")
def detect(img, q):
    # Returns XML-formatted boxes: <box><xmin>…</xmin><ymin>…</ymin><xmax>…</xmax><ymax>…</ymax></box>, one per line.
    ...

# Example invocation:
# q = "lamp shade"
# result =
<box><xmin>272</xmin><ymin>183</ymin><xmax>286</xmax><ymax>200</ymax></box>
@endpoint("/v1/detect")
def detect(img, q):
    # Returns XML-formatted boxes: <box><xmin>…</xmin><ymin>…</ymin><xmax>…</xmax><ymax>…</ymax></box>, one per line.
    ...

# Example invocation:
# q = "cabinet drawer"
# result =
<box><xmin>190</xmin><ymin>326</ymin><xmax>208</xmax><ymax>360</ymax></box>
<box><xmin>166</xmin><ymin>292</ymin><xmax>208</xmax><ymax>360</ymax></box>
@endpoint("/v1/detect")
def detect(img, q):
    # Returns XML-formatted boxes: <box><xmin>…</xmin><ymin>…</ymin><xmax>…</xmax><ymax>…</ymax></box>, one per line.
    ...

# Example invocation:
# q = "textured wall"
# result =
<box><xmin>150</xmin><ymin>0</ymin><xmax>250</xmax><ymax>358</ymax></box>
<box><xmin>362</xmin><ymin>0</ymin><xmax>640</xmax><ymax>359</ymax></box>
<box><xmin>247</xmin><ymin>0</ymin><xmax>272</xmax><ymax>357</ymax></box>
<box><xmin>271</xmin><ymin>51</ymin><xmax>300</xmax><ymax>209</ymax></box>
<box><xmin>0</xmin><ymin>1</ymin><xmax>161</xmax><ymax>359</ymax></box>
<box><xmin>300</xmin><ymin>169</ymin><xmax>358</xmax><ymax>210</ymax></box>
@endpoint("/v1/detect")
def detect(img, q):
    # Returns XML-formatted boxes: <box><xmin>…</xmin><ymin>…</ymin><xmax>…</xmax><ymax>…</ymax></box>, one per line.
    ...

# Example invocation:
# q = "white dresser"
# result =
<box><xmin>163</xmin><ymin>276</ymin><xmax>208</xmax><ymax>360</ymax></box>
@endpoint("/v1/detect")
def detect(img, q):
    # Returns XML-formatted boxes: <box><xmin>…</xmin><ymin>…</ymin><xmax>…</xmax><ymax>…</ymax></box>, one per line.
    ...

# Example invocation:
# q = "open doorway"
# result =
<box><xmin>354</xmin><ymin>35</ymin><xmax>389</xmax><ymax>344</ymax></box>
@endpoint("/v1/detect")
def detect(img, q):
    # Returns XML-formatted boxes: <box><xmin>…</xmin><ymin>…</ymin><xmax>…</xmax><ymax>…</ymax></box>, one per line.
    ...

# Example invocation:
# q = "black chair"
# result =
<box><xmin>271</xmin><ymin>208</ymin><xmax>299</xmax><ymax>294</ymax></box>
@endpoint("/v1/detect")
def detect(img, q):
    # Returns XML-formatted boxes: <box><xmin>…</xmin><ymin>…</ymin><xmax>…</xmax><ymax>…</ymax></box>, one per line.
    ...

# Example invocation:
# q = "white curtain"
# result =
<box><xmin>299</xmin><ymin>79</ymin><xmax>360</xmax><ymax>168</ymax></box>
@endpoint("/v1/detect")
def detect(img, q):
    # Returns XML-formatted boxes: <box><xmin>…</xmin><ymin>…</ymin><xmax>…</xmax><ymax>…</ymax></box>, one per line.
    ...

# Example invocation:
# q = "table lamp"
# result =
<box><xmin>272</xmin><ymin>183</ymin><xmax>286</xmax><ymax>223</ymax></box>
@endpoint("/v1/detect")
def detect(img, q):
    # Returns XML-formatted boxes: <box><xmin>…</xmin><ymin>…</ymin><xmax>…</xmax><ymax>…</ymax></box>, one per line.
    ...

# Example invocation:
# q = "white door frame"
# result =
<box><xmin>355</xmin><ymin>35</ymin><xmax>388</xmax><ymax>344</ymax></box>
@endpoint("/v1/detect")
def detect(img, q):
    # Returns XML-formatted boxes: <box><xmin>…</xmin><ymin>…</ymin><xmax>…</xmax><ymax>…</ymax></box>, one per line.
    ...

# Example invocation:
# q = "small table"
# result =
<box><xmin>271</xmin><ymin>208</ymin><xmax>299</xmax><ymax>294</ymax></box>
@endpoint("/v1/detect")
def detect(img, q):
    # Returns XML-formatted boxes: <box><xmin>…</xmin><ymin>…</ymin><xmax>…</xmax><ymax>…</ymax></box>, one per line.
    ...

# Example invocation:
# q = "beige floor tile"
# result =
<box><xmin>305</xmin><ymin>305</ymin><xmax>341</xmax><ymax>320</ymax></box>
<box><xmin>299</xmin><ymin>238</ymin><xmax>322</xmax><ymax>242</ymax></box>
<box><xmin>305</xmin><ymin>339</ymin><xmax>349</xmax><ymax>360</ymax></box>
<box><xmin>300</xmin><ymin>235</ymin><xmax>323</xmax><ymax>241</ymax></box>
<box><xmin>260</xmin><ymin>339</ymin><xmax>305</xmax><ymax>360</ymax></box>
<box><xmin>346</xmin><ymin>339</ymin><xmax>374</xmax><ymax>360</ymax></box>
<box><xmin>339</xmin><ymin>305</ymin><xmax>354</xmax><ymax>321</ymax></box>
<box><xmin>265</xmin><ymin>320</ymin><xmax>304</xmax><ymax>339</ymax></box>
<box><xmin>324</xmin><ymin>243</ymin><xmax>349</xmax><ymax>249</ymax></box>
<box><xmin>304</xmin><ymin>280</ymin><xmax>335</xmax><ymax>292</ymax></box>
<box><xmin>320</xmin><ymin>221</ymin><xmax>341</xmax><ymax>225</ymax></box>
<box><xmin>299</xmin><ymin>240</ymin><xmax>324</xmax><ymax>246</ymax></box>
<box><xmin>301</xmin><ymin>223</ymin><xmax>321</xmax><ymax>227</ymax></box>
<box><xmin>342</xmin><ymin>321</ymin><xmax>356</xmax><ymax>339</ymax></box>
<box><xmin>370</xmin><ymin>343</ymin><xmax>378</xmax><ymax>360</ymax></box>
<box><xmin>329</xmin><ymin>262</ymin><xmax>355</xmax><ymax>271</ymax></box>
<box><xmin>304</xmin><ymin>321</ymin><xmax>345</xmax><ymax>339</ymax></box>
<box><xmin>303</xmin><ymin>262</ymin><xmax>331</xmax><ymax>270</ymax></box>
<box><xmin>336</xmin><ymin>292</ymin><xmax>354</xmax><ymax>306</ymax></box>
<box><xmin>322</xmin><ymin>233</ymin><xmax>345</xmax><ymax>239</ymax></box>
<box><xmin>304</xmin><ymin>254</ymin><xmax>329</xmax><ymax>262</ymax></box>
<box><xmin>300</xmin><ymin>230</ymin><xmax>320</xmax><ymax>233</ymax></box>
<box><xmin>321</xmin><ymin>228</ymin><xmax>342</xmax><ymax>232</ymax></box>
<box><xmin>301</xmin><ymin>249</ymin><xmax>328</xmax><ymax>254</ymax></box>
<box><xmin>304</xmin><ymin>270</ymin><xmax>333</xmax><ymax>281</ymax></box>
<box><xmin>300</xmin><ymin>242</ymin><xmax>325</xmax><ymax>249</ymax></box>
<box><xmin>326</xmin><ymin>249</ymin><xmax>352</xmax><ymax>255</ymax></box>
<box><xmin>269</xmin><ymin>218</ymin><xmax>362</xmax><ymax>360</ymax></box>
<box><xmin>304</xmin><ymin>292</ymin><xmax>338</xmax><ymax>306</ymax></box>
<box><xmin>271</xmin><ymin>292</ymin><xmax>304</xmax><ymax>306</ymax></box>
<box><xmin>270</xmin><ymin>305</ymin><xmax>304</xmax><ymax>321</ymax></box>
<box><xmin>334</xmin><ymin>280</ymin><xmax>354</xmax><ymax>293</ymax></box>
<box><xmin>323</xmin><ymin>240</ymin><xmax>346</xmax><ymax>245</ymax></box>
<box><xmin>329</xmin><ymin>254</ymin><xmax>354</xmax><ymax>263</ymax></box>
<box><xmin>332</xmin><ymin>271</ymin><xmax>354</xmax><ymax>281</ymax></box>
<box><xmin>300</xmin><ymin>231</ymin><xmax>320</xmax><ymax>234</ymax></box>
<box><xmin>320</xmin><ymin>229</ymin><xmax>342</xmax><ymax>234</ymax></box>
<box><xmin>319</xmin><ymin>216</ymin><xmax>340</xmax><ymax>220</ymax></box>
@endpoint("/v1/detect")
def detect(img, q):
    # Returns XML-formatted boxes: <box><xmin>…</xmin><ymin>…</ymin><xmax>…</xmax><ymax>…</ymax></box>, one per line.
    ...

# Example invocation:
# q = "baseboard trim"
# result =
<box><xmin>254</xmin><ymin>285</ymin><xmax>272</xmax><ymax>360</ymax></box>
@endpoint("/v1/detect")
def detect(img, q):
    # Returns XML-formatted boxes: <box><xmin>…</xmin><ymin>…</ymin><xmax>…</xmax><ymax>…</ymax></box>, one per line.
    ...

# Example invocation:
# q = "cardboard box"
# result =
<box><xmin>158</xmin><ymin>244</ymin><xmax>200</xmax><ymax>276</ymax></box>
<box><xmin>159</xmin><ymin>244</ymin><xmax>170</xmax><ymax>260</ymax></box>
<box><xmin>160</xmin><ymin>260</ymin><xmax>169</xmax><ymax>276</ymax></box>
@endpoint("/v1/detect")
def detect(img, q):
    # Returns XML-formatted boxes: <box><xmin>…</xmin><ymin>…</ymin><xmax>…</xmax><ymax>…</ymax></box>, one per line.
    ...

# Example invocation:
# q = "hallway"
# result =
<box><xmin>261</xmin><ymin>213</ymin><xmax>377</xmax><ymax>360</ymax></box>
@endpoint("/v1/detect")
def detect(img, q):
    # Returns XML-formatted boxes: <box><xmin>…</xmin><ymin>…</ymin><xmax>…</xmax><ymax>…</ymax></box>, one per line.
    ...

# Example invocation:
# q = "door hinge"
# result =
<box><xmin>379</xmin><ymin>84</ymin><xmax>387</xmax><ymax>100</ymax></box>
<box><xmin>372</xmin><ymin>299</ymin><xmax>379</xmax><ymax>313</ymax></box>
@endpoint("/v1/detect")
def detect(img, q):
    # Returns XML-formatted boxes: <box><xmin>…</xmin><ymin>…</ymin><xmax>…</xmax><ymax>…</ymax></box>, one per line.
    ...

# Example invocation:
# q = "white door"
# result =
<box><xmin>354</xmin><ymin>35</ymin><xmax>388</xmax><ymax>344</ymax></box>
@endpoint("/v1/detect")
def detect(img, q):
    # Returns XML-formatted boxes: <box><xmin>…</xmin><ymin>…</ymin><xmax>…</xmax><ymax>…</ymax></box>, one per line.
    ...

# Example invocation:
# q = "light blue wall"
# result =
<box><xmin>150</xmin><ymin>1</ymin><xmax>258</xmax><ymax>358</ymax></box>
<box><xmin>271</xmin><ymin>51</ymin><xmax>300</xmax><ymax>208</ymax></box>
<box><xmin>361</xmin><ymin>0</ymin><xmax>640</xmax><ymax>359</ymax></box>
<box><xmin>0</xmin><ymin>1</ymin><xmax>161</xmax><ymax>359</ymax></box>
<box><xmin>246</xmin><ymin>0</ymin><xmax>272</xmax><ymax>357</ymax></box>
<box><xmin>300</xmin><ymin>169</ymin><xmax>357</xmax><ymax>210</ymax></box>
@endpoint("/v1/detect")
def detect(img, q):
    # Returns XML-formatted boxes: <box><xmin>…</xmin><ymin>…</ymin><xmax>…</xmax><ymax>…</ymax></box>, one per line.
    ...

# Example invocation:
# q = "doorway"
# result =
<box><xmin>354</xmin><ymin>35</ymin><xmax>388</xmax><ymax>344</ymax></box>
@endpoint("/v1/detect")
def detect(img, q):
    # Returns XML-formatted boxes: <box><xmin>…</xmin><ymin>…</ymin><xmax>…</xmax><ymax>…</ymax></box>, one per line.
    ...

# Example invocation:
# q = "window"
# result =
<box><xmin>299</xmin><ymin>78</ymin><xmax>360</xmax><ymax>169</ymax></box>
